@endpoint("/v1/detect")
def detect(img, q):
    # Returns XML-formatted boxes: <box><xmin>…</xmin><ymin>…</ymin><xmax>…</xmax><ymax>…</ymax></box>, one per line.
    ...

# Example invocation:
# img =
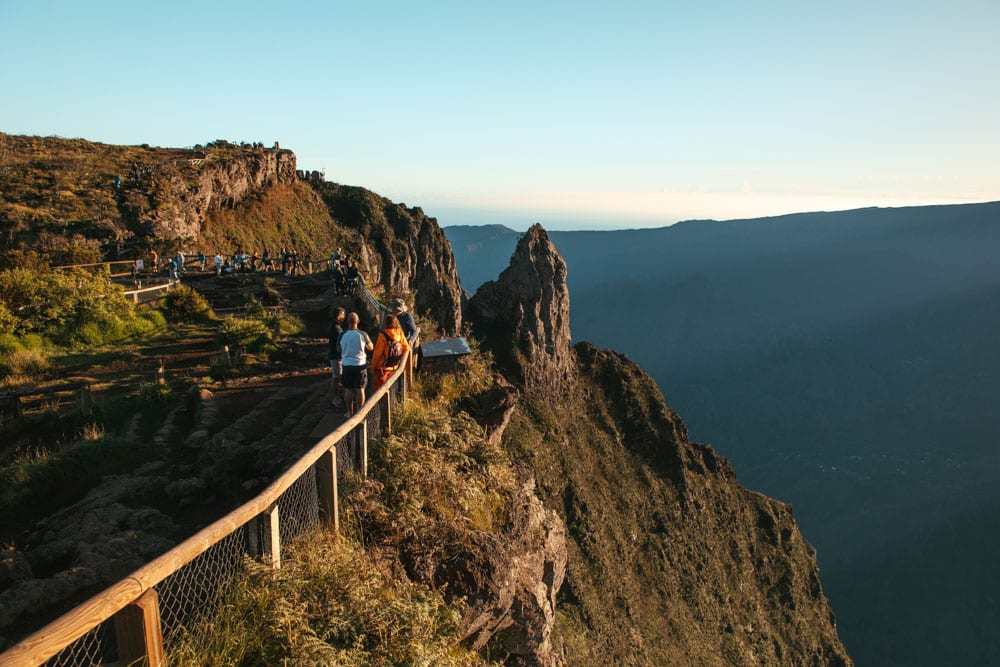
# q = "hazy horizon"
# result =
<box><xmin>434</xmin><ymin>198</ymin><xmax>1000</xmax><ymax>232</ymax></box>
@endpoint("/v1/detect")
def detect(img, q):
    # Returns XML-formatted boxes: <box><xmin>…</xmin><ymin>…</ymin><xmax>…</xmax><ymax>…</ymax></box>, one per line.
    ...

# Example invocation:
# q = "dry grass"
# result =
<box><xmin>168</xmin><ymin>532</ymin><xmax>490</xmax><ymax>666</ymax></box>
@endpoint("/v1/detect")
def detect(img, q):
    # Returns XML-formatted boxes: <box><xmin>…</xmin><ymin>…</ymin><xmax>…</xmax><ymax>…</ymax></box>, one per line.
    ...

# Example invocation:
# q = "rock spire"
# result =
<box><xmin>469</xmin><ymin>224</ymin><xmax>574</xmax><ymax>395</ymax></box>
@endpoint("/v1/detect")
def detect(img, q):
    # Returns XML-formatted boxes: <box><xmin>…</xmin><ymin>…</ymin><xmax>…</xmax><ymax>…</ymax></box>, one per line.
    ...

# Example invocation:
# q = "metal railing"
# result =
<box><xmin>0</xmin><ymin>353</ymin><xmax>410</xmax><ymax>666</ymax></box>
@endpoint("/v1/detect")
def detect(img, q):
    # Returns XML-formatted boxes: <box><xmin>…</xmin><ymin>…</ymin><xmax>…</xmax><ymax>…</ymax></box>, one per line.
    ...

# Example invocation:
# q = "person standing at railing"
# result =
<box><xmin>331</xmin><ymin>259</ymin><xmax>344</xmax><ymax>295</ymax></box>
<box><xmin>371</xmin><ymin>314</ymin><xmax>410</xmax><ymax>390</ymax></box>
<box><xmin>345</xmin><ymin>260</ymin><xmax>360</xmax><ymax>290</ymax></box>
<box><xmin>328</xmin><ymin>307</ymin><xmax>346</xmax><ymax>409</ymax></box>
<box><xmin>387</xmin><ymin>299</ymin><xmax>420</xmax><ymax>347</ymax></box>
<box><xmin>214</xmin><ymin>251</ymin><xmax>223</xmax><ymax>277</ymax></box>
<box><xmin>150</xmin><ymin>249</ymin><xmax>158</xmax><ymax>272</ymax></box>
<box><xmin>338</xmin><ymin>312</ymin><xmax>373</xmax><ymax>418</ymax></box>
<box><xmin>387</xmin><ymin>299</ymin><xmax>420</xmax><ymax>373</ymax></box>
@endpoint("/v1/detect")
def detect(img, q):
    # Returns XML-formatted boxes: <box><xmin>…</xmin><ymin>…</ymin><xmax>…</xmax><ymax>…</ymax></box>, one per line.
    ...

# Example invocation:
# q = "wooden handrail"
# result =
<box><xmin>0</xmin><ymin>351</ymin><xmax>409</xmax><ymax>666</ymax></box>
<box><xmin>51</xmin><ymin>261</ymin><xmax>136</xmax><ymax>271</ymax></box>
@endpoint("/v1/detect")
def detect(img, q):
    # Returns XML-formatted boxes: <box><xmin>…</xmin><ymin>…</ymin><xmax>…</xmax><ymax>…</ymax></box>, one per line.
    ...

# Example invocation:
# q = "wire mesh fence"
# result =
<box><xmin>42</xmin><ymin>621</ymin><xmax>115</xmax><ymax>667</ymax></box>
<box><xmin>155</xmin><ymin>519</ymin><xmax>253</xmax><ymax>645</ymax></box>
<box><xmin>8</xmin><ymin>354</ymin><xmax>408</xmax><ymax>667</ymax></box>
<box><xmin>277</xmin><ymin>464</ymin><xmax>320</xmax><ymax>545</ymax></box>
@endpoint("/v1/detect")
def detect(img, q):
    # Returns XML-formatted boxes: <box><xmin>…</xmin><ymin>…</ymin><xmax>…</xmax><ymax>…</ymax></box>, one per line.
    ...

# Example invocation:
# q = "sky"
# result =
<box><xmin>2</xmin><ymin>1</ymin><xmax>998</xmax><ymax>230</ymax></box>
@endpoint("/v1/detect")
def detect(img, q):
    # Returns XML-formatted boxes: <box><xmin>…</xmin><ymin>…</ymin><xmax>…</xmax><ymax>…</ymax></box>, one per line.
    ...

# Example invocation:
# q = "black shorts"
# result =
<box><xmin>342</xmin><ymin>365</ymin><xmax>367</xmax><ymax>389</ymax></box>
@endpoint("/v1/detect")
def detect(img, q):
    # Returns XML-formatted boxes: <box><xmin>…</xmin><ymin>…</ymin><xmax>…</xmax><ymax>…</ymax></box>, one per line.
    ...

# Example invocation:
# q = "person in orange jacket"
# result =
<box><xmin>370</xmin><ymin>314</ymin><xmax>410</xmax><ymax>390</ymax></box>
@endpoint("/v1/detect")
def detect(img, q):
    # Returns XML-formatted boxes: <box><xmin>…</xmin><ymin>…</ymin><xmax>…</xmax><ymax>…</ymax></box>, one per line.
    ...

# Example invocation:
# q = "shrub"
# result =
<box><xmin>268</xmin><ymin>311</ymin><xmax>303</xmax><ymax>336</ymax></box>
<box><xmin>354</xmin><ymin>396</ymin><xmax>516</xmax><ymax>577</ymax></box>
<box><xmin>0</xmin><ymin>333</ymin><xmax>22</xmax><ymax>356</ymax></box>
<box><xmin>241</xmin><ymin>295</ymin><xmax>267</xmax><ymax>319</ymax></box>
<box><xmin>157</xmin><ymin>285</ymin><xmax>214</xmax><ymax>323</ymax></box>
<box><xmin>0</xmin><ymin>348</ymin><xmax>49</xmax><ymax>380</ymax></box>
<box><xmin>0</xmin><ymin>302</ymin><xmax>15</xmax><ymax>334</ymax></box>
<box><xmin>218</xmin><ymin>317</ymin><xmax>273</xmax><ymax>353</ymax></box>
<box><xmin>0</xmin><ymin>266</ymin><xmax>152</xmax><ymax>346</ymax></box>
<box><xmin>259</xmin><ymin>284</ymin><xmax>282</xmax><ymax>306</ymax></box>
<box><xmin>139</xmin><ymin>382</ymin><xmax>173</xmax><ymax>404</ymax></box>
<box><xmin>128</xmin><ymin>309</ymin><xmax>166</xmax><ymax>336</ymax></box>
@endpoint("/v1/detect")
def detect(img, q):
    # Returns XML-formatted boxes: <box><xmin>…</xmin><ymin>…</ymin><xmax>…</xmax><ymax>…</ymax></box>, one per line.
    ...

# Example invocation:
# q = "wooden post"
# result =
<box><xmin>262</xmin><ymin>505</ymin><xmax>281</xmax><ymax>569</ymax></box>
<box><xmin>378</xmin><ymin>391</ymin><xmax>392</xmax><ymax>438</ymax></box>
<box><xmin>113</xmin><ymin>588</ymin><xmax>165</xmax><ymax>667</ymax></box>
<box><xmin>317</xmin><ymin>449</ymin><xmax>339</xmax><ymax>535</ymax></box>
<box><xmin>356</xmin><ymin>420</ymin><xmax>368</xmax><ymax>479</ymax></box>
<box><xmin>400</xmin><ymin>359</ymin><xmax>408</xmax><ymax>405</ymax></box>
<box><xmin>246</xmin><ymin>516</ymin><xmax>261</xmax><ymax>558</ymax></box>
<box><xmin>79</xmin><ymin>384</ymin><xmax>92</xmax><ymax>417</ymax></box>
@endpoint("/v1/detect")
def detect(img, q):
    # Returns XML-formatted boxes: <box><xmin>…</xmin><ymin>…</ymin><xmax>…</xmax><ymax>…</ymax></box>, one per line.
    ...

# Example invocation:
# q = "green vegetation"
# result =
<box><xmin>168</xmin><ymin>534</ymin><xmax>488</xmax><ymax>666</ymax></box>
<box><xmin>157</xmin><ymin>285</ymin><xmax>215</xmax><ymax>323</ymax></box>
<box><xmin>198</xmin><ymin>181</ymin><xmax>352</xmax><ymax>260</ymax></box>
<box><xmin>0</xmin><ymin>266</ymin><xmax>164</xmax><ymax>352</ymax></box>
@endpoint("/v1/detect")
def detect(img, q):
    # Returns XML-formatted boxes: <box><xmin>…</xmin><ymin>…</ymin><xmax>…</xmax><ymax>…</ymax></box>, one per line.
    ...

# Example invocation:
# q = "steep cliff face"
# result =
<box><xmin>470</xmin><ymin>226</ymin><xmax>851</xmax><ymax>665</ymax></box>
<box><xmin>312</xmin><ymin>182</ymin><xmax>464</xmax><ymax>335</ymax></box>
<box><xmin>119</xmin><ymin>148</ymin><xmax>298</xmax><ymax>240</ymax></box>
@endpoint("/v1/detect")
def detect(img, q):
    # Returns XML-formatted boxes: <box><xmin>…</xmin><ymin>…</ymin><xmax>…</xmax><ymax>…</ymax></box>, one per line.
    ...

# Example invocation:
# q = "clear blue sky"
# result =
<box><xmin>2</xmin><ymin>1</ymin><xmax>998</xmax><ymax>230</ymax></box>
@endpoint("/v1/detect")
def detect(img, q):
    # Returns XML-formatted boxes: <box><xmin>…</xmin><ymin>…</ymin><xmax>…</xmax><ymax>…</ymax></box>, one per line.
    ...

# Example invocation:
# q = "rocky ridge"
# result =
<box><xmin>468</xmin><ymin>225</ymin><xmax>852</xmax><ymax>665</ymax></box>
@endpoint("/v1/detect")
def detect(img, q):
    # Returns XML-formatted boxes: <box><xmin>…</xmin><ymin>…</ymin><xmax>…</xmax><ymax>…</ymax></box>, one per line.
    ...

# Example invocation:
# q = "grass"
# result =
<box><xmin>0</xmin><ymin>430</ymin><xmax>160</xmax><ymax>544</ymax></box>
<box><xmin>168</xmin><ymin>532</ymin><xmax>490</xmax><ymax>666</ymax></box>
<box><xmin>168</xmin><ymin>341</ymin><xmax>516</xmax><ymax>663</ymax></box>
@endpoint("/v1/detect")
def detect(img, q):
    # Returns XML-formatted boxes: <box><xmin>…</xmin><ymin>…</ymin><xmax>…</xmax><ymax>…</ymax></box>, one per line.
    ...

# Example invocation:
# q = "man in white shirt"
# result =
<box><xmin>338</xmin><ymin>312</ymin><xmax>373</xmax><ymax>417</ymax></box>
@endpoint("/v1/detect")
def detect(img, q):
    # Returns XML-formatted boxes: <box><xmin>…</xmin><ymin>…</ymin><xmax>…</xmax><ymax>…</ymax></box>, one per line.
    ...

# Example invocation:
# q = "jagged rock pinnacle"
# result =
<box><xmin>469</xmin><ymin>223</ymin><xmax>575</xmax><ymax>395</ymax></box>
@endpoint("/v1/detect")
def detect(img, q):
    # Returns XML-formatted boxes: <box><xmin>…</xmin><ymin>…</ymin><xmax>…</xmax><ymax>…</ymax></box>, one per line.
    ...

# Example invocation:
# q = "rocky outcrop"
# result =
<box><xmin>113</xmin><ymin>147</ymin><xmax>297</xmax><ymax>241</ymax></box>
<box><xmin>139</xmin><ymin>149</ymin><xmax>297</xmax><ymax>240</ymax></box>
<box><xmin>468</xmin><ymin>223</ymin><xmax>851</xmax><ymax>665</ymax></box>
<box><xmin>0</xmin><ymin>467</ymin><xmax>177</xmax><ymax>639</ymax></box>
<box><xmin>455</xmin><ymin>475</ymin><xmax>567</xmax><ymax>666</ymax></box>
<box><xmin>469</xmin><ymin>224</ymin><xmax>574</xmax><ymax>395</ymax></box>
<box><xmin>462</xmin><ymin>376</ymin><xmax>520</xmax><ymax>446</ymax></box>
<box><xmin>313</xmin><ymin>182</ymin><xmax>464</xmax><ymax>334</ymax></box>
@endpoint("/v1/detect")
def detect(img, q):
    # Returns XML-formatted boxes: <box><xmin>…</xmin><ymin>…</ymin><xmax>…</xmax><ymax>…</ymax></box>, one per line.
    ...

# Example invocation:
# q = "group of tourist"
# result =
<box><xmin>138</xmin><ymin>246</ymin><xmax>321</xmax><ymax>279</ymax></box>
<box><xmin>329</xmin><ymin>250</ymin><xmax>361</xmax><ymax>295</ymax></box>
<box><xmin>328</xmin><ymin>299</ymin><xmax>420</xmax><ymax>416</ymax></box>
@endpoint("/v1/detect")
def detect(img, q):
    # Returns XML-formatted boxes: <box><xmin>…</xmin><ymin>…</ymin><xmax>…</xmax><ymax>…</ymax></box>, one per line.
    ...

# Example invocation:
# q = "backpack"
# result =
<box><xmin>381</xmin><ymin>331</ymin><xmax>404</xmax><ymax>367</ymax></box>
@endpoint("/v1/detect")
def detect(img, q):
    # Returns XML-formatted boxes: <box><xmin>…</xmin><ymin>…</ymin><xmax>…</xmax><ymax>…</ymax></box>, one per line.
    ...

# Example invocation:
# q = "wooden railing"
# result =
<box><xmin>51</xmin><ymin>261</ymin><xmax>136</xmax><ymax>274</ymax></box>
<box><xmin>0</xmin><ymin>352</ymin><xmax>409</xmax><ymax>666</ymax></box>
<box><xmin>121</xmin><ymin>279</ymin><xmax>179</xmax><ymax>304</ymax></box>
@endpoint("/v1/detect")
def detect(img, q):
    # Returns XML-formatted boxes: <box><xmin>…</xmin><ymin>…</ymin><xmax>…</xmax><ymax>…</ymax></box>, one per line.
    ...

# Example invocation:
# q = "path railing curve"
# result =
<box><xmin>0</xmin><ymin>352</ymin><xmax>410</xmax><ymax>667</ymax></box>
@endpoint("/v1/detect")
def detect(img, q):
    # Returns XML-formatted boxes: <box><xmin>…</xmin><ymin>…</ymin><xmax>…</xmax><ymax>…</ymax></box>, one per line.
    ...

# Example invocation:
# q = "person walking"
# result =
<box><xmin>371</xmin><ymin>314</ymin><xmax>410</xmax><ymax>390</ymax></box>
<box><xmin>338</xmin><ymin>312</ymin><xmax>373</xmax><ymax>417</ymax></box>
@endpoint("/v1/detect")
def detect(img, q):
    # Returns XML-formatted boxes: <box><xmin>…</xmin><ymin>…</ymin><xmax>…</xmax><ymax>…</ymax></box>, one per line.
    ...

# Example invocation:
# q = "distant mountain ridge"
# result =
<box><xmin>445</xmin><ymin>200</ymin><xmax>1000</xmax><ymax>666</ymax></box>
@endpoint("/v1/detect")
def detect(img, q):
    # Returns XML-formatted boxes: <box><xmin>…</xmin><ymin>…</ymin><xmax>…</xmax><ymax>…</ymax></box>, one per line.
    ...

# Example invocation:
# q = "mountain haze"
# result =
<box><xmin>445</xmin><ymin>202</ymin><xmax>1000</xmax><ymax>665</ymax></box>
